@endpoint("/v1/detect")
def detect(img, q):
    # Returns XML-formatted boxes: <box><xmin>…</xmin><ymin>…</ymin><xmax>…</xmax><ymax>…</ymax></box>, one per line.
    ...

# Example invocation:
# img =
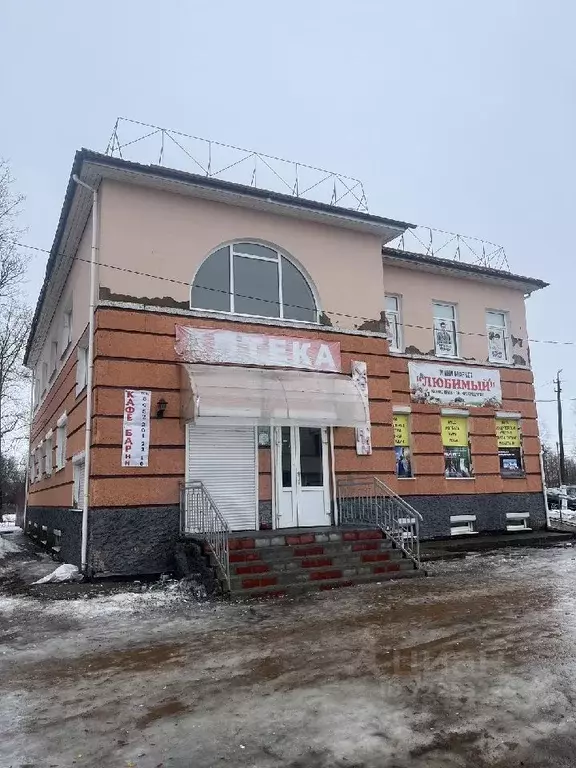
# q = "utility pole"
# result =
<box><xmin>555</xmin><ymin>370</ymin><xmax>567</xmax><ymax>494</ymax></box>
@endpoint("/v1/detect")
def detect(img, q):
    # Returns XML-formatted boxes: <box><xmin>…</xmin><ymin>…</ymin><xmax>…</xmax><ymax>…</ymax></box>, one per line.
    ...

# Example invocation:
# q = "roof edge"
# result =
<box><xmin>382</xmin><ymin>246</ymin><xmax>549</xmax><ymax>292</ymax></box>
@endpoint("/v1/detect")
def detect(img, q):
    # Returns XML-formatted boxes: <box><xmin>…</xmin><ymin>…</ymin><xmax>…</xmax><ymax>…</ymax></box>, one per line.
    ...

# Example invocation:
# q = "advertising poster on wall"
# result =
<box><xmin>496</xmin><ymin>418</ymin><xmax>523</xmax><ymax>475</ymax></box>
<box><xmin>393</xmin><ymin>413</ymin><xmax>412</xmax><ymax>477</ymax></box>
<box><xmin>122</xmin><ymin>390</ymin><xmax>151</xmax><ymax>467</ymax></box>
<box><xmin>441</xmin><ymin>416</ymin><xmax>472</xmax><ymax>478</ymax></box>
<box><xmin>409</xmin><ymin>362</ymin><xmax>502</xmax><ymax>408</ymax></box>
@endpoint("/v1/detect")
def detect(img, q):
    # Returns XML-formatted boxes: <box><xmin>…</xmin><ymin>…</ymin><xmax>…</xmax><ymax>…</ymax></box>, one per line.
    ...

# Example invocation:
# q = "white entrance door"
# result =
<box><xmin>275</xmin><ymin>426</ymin><xmax>330</xmax><ymax>528</ymax></box>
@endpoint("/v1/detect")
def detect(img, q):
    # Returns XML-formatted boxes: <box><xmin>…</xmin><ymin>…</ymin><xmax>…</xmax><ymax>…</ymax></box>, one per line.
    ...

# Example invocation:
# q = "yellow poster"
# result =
<box><xmin>441</xmin><ymin>416</ymin><xmax>468</xmax><ymax>447</ymax></box>
<box><xmin>393</xmin><ymin>414</ymin><xmax>410</xmax><ymax>446</ymax></box>
<box><xmin>496</xmin><ymin>419</ymin><xmax>521</xmax><ymax>448</ymax></box>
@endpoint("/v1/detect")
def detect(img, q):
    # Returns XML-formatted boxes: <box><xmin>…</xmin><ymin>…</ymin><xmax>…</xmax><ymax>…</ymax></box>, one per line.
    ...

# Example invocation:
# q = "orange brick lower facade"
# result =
<box><xmin>26</xmin><ymin>306</ymin><xmax>546</xmax><ymax>575</ymax></box>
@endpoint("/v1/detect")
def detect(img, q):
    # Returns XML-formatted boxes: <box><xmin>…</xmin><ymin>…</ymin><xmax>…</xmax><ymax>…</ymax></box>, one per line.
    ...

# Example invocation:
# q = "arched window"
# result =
<box><xmin>191</xmin><ymin>242</ymin><xmax>318</xmax><ymax>323</ymax></box>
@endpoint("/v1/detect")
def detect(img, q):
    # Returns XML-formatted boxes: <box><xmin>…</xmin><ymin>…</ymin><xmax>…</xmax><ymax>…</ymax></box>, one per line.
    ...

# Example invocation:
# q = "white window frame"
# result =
<box><xmin>72</xmin><ymin>451</ymin><xmax>86</xmax><ymax>509</ymax></box>
<box><xmin>41</xmin><ymin>362</ymin><xmax>48</xmax><ymax>394</ymax></box>
<box><xmin>29</xmin><ymin>452</ymin><xmax>35</xmax><ymax>484</ymax></box>
<box><xmin>433</xmin><ymin>301</ymin><xmax>459</xmax><ymax>358</ymax></box>
<box><xmin>44</xmin><ymin>431</ymin><xmax>53</xmax><ymax>476</ymax></box>
<box><xmin>56</xmin><ymin>412</ymin><xmax>68</xmax><ymax>470</ymax></box>
<box><xmin>49</xmin><ymin>339</ymin><xmax>58</xmax><ymax>378</ymax></box>
<box><xmin>486</xmin><ymin>309</ymin><xmax>510</xmax><ymax>363</ymax></box>
<box><xmin>450</xmin><ymin>514</ymin><xmax>477</xmax><ymax>536</ymax></box>
<box><xmin>506</xmin><ymin>512</ymin><xmax>531</xmax><ymax>532</ymax></box>
<box><xmin>190</xmin><ymin>241</ymin><xmax>320</xmax><ymax>325</ymax></box>
<box><xmin>76</xmin><ymin>345</ymin><xmax>88</xmax><ymax>395</ymax></box>
<box><xmin>384</xmin><ymin>294</ymin><xmax>403</xmax><ymax>352</ymax></box>
<box><xmin>61</xmin><ymin>306</ymin><xmax>73</xmax><ymax>356</ymax></box>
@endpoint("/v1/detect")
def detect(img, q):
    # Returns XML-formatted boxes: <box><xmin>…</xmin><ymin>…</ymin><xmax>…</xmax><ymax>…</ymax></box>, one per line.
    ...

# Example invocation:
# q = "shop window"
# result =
<box><xmin>496</xmin><ymin>417</ymin><xmax>524</xmax><ymax>476</ymax></box>
<box><xmin>385</xmin><ymin>295</ymin><xmax>402</xmax><ymax>351</ymax></box>
<box><xmin>486</xmin><ymin>311</ymin><xmax>509</xmax><ymax>363</ymax></box>
<box><xmin>441</xmin><ymin>415</ymin><xmax>472</xmax><ymax>478</ymax></box>
<box><xmin>191</xmin><ymin>242</ymin><xmax>318</xmax><ymax>323</ymax></box>
<box><xmin>393</xmin><ymin>412</ymin><xmax>413</xmax><ymax>478</ymax></box>
<box><xmin>433</xmin><ymin>302</ymin><xmax>458</xmax><ymax>358</ymax></box>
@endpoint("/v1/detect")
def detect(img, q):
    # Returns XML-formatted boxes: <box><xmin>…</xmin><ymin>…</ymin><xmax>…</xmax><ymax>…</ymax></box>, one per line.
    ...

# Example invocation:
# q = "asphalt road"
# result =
<box><xmin>2</xmin><ymin>531</ymin><xmax>576</xmax><ymax>767</ymax></box>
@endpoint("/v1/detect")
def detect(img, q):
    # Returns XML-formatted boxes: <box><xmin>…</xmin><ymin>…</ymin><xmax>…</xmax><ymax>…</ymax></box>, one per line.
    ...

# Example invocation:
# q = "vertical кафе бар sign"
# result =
<box><xmin>121</xmin><ymin>390</ymin><xmax>151</xmax><ymax>467</ymax></box>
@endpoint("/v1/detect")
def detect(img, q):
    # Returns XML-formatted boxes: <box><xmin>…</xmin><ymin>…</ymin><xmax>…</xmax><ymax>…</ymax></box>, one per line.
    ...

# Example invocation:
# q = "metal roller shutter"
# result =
<box><xmin>186</xmin><ymin>424</ymin><xmax>257</xmax><ymax>531</ymax></box>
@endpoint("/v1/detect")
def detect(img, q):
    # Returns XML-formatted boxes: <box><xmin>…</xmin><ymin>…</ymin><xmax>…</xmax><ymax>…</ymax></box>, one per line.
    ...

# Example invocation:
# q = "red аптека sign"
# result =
<box><xmin>121</xmin><ymin>389</ymin><xmax>151</xmax><ymax>467</ymax></box>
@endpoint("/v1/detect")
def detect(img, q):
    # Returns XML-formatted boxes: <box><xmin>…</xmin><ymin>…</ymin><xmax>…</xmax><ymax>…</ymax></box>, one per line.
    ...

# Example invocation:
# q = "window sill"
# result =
<box><xmin>60</xmin><ymin>342</ymin><xmax>71</xmax><ymax>360</ymax></box>
<box><xmin>397</xmin><ymin>476</ymin><xmax>416</xmax><ymax>480</ymax></box>
<box><xmin>501</xmin><ymin>472</ymin><xmax>526</xmax><ymax>479</ymax></box>
<box><xmin>445</xmin><ymin>476</ymin><xmax>475</xmax><ymax>480</ymax></box>
<box><xmin>75</xmin><ymin>384</ymin><xmax>87</xmax><ymax>398</ymax></box>
<box><xmin>55</xmin><ymin>465</ymin><xmax>65</xmax><ymax>473</ymax></box>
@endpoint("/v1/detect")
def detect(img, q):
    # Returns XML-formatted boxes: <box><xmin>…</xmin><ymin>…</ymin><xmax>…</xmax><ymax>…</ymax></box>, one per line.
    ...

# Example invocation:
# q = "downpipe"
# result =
<box><xmin>72</xmin><ymin>174</ymin><xmax>99</xmax><ymax>575</ymax></box>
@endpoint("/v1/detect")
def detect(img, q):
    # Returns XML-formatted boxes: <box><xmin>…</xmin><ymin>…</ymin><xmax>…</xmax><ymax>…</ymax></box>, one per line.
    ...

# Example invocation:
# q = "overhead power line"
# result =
<box><xmin>16</xmin><ymin>240</ymin><xmax>575</xmax><ymax>347</ymax></box>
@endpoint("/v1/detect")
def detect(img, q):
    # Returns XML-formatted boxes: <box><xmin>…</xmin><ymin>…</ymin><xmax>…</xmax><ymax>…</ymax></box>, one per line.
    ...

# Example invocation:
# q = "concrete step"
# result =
<box><xmin>229</xmin><ymin>557</ymin><xmax>415</xmax><ymax>592</ymax></box>
<box><xmin>229</xmin><ymin>567</ymin><xmax>424</xmax><ymax>599</ymax></box>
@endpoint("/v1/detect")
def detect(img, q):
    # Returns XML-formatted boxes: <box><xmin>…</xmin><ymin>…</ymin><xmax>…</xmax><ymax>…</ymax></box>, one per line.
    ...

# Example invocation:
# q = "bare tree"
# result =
<box><xmin>0</xmin><ymin>160</ymin><xmax>31</xmax><ymax>512</ymax></box>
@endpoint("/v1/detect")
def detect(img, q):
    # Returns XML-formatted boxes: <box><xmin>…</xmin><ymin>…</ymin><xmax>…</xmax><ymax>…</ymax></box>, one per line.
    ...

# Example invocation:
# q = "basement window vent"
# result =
<box><xmin>52</xmin><ymin>529</ymin><xmax>62</xmax><ymax>554</ymax></box>
<box><xmin>41</xmin><ymin>525</ymin><xmax>48</xmax><ymax>546</ymax></box>
<box><xmin>506</xmin><ymin>512</ymin><xmax>530</xmax><ymax>532</ymax></box>
<box><xmin>398</xmin><ymin>517</ymin><xmax>417</xmax><ymax>540</ymax></box>
<box><xmin>450</xmin><ymin>514</ymin><xmax>477</xmax><ymax>536</ymax></box>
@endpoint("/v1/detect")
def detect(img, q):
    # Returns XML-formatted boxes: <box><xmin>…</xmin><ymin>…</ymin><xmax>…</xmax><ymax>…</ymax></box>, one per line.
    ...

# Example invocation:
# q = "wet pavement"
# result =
<box><xmin>2</xmin><ymin>532</ymin><xmax>576</xmax><ymax>767</ymax></box>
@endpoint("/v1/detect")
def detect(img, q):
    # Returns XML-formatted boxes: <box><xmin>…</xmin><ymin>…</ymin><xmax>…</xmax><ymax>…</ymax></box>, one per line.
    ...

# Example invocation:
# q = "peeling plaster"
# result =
<box><xmin>99</xmin><ymin>286</ymin><xmax>189</xmax><ymax>311</ymax></box>
<box><xmin>513</xmin><ymin>354</ymin><xmax>527</xmax><ymax>366</ymax></box>
<box><xmin>357</xmin><ymin>312</ymin><xmax>387</xmax><ymax>333</ymax></box>
<box><xmin>511</xmin><ymin>335</ymin><xmax>523</xmax><ymax>348</ymax></box>
<box><xmin>319</xmin><ymin>312</ymin><xmax>333</xmax><ymax>327</ymax></box>
<box><xmin>405</xmin><ymin>345</ymin><xmax>424</xmax><ymax>355</ymax></box>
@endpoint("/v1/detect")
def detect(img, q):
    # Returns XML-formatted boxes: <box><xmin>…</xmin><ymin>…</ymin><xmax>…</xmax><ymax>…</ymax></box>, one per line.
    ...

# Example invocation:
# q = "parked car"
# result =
<box><xmin>547</xmin><ymin>487</ymin><xmax>576</xmax><ymax>510</ymax></box>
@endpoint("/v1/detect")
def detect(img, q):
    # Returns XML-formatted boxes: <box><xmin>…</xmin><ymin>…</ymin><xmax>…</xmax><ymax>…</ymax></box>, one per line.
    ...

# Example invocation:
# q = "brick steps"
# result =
<box><xmin>206</xmin><ymin>527</ymin><xmax>424</xmax><ymax>598</ymax></box>
<box><xmin>229</xmin><ymin>568</ymin><xmax>423</xmax><ymax>600</ymax></box>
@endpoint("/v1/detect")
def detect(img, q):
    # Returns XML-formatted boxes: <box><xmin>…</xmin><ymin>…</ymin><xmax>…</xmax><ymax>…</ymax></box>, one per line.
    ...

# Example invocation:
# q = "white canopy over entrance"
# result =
<box><xmin>180</xmin><ymin>363</ymin><xmax>367</xmax><ymax>428</ymax></box>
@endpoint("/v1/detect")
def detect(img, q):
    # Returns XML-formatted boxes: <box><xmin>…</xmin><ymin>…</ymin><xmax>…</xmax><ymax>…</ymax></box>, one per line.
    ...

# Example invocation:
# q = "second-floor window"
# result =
<box><xmin>486</xmin><ymin>310</ymin><xmax>509</xmax><ymax>363</ymax></box>
<box><xmin>191</xmin><ymin>242</ymin><xmax>318</xmax><ymax>323</ymax></box>
<box><xmin>433</xmin><ymin>302</ymin><xmax>458</xmax><ymax>358</ymax></box>
<box><xmin>384</xmin><ymin>294</ymin><xmax>402</xmax><ymax>351</ymax></box>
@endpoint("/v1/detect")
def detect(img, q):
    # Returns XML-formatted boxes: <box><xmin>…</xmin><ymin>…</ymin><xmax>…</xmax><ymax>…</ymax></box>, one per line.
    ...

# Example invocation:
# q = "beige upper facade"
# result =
<box><xmin>27</xmin><ymin>150</ymin><xmax>547</xmax><ymax>412</ymax></box>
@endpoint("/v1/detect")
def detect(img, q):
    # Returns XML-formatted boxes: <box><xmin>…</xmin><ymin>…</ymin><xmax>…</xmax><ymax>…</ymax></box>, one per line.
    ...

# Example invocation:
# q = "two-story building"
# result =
<box><xmin>24</xmin><ymin>149</ymin><xmax>548</xmax><ymax>589</ymax></box>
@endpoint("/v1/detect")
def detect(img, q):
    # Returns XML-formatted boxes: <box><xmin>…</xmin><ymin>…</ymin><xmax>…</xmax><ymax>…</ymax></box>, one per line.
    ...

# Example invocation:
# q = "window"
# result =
<box><xmin>433</xmin><ymin>303</ymin><xmax>458</xmax><ymax>358</ymax></box>
<box><xmin>44</xmin><ymin>433</ymin><xmax>53</xmax><ymax>476</ymax></box>
<box><xmin>450</xmin><ymin>515</ymin><xmax>477</xmax><ymax>536</ymax></box>
<box><xmin>34</xmin><ymin>447</ymin><xmax>41</xmax><ymax>481</ymax></box>
<box><xmin>41</xmin><ymin>362</ymin><xmax>48</xmax><ymax>393</ymax></box>
<box><xmin>385</xmin><ymin>295</ymin><xmax>402</xmax><ymax>351</ymax></box>
<box><xmin>56</xmin><ymin>413</ymin><xmax>67</xmax><ymax>470</ymax></box>
<box><xmin>393</xmin><ymin>412</ymin><xmax>413</xmax><ymax>477</ymax></box>
<box><xmin>50</xmin><ymin>340</ymin><xmax>58</xmax><ymax>377</ymax></box>
<box><xmin>496</xmin><ymin>417</ymin><xmax>524</xmax><ymax>476</ymax></box>
<box><xmin>72</xmin><ymin>453</ymin><xmax>85</xmax><ymax>508</ymax></box>
<box><xmin>441</xmin><ymin>415</ymin><xmax>472</xmax><ymax>478</ymax></box>
<box><xmin>29</xmin><ymin>453</ymin><xmax>35</xmax><ymax>484</ymax></box>
<box><xmin>506</xmin><ymin>512</ymin><xmax>530</xmax><ymax>532</ymax></box>
<box><xmin>191</xmin><ymin>242</ymin><xmax>318</xmax><ymax>323</ymax></box>
<box><xmin>76</xmin><ymin>346</ymin><xmax>88</xmax><ymax>394</ymax></box>
<box><xmin>33</xmin><ymin>375</ymin><xmax>40</xmax><ymax>408</ymax></box>
<box><xmin>486</xmin><ymin>311</ymin><xmax>509</xmax><ymax>363</ymax></box>
<box><xmin>61</xmin><ymin>307</ymin><xmax>72</xmax><ymax>354</ymax></box>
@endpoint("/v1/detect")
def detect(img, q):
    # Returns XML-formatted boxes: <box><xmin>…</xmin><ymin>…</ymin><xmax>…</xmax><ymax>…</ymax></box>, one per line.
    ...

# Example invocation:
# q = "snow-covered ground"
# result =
<box><xmin>2</xmin><ymin>531</ymin><xmax>576</xmax><ymax>767</ymax></box>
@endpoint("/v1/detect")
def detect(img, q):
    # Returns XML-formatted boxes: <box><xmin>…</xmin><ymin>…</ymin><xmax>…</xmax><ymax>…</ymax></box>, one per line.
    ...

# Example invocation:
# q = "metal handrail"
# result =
<box><xmin>180</xmin><ymin>481</ymin><xmax>230</xmax><ymax>590</ymax></box>
<box><xmin>336</xmin><ymin>476</ymin><xmax>423</xmax><ymax>569</ymax></box>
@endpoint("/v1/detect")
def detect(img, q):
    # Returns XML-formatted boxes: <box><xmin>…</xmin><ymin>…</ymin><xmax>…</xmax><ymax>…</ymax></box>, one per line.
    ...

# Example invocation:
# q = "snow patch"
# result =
<box><xmin>0</xmin><ymin>536</ymin><xmax>21</xmax><ymax>557</ymax></box>
<box><xmin>33</xmin><ymin>563</ymin><xmax>82</xmax><ymax>584</ymax></box>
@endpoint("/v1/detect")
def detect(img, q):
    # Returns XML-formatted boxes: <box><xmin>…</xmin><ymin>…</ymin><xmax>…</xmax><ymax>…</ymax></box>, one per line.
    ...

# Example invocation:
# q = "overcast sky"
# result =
<box><xmin>2</xmin><ymin>0</ymin><xmax>575</xmax><ymax>449</ymax></box>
